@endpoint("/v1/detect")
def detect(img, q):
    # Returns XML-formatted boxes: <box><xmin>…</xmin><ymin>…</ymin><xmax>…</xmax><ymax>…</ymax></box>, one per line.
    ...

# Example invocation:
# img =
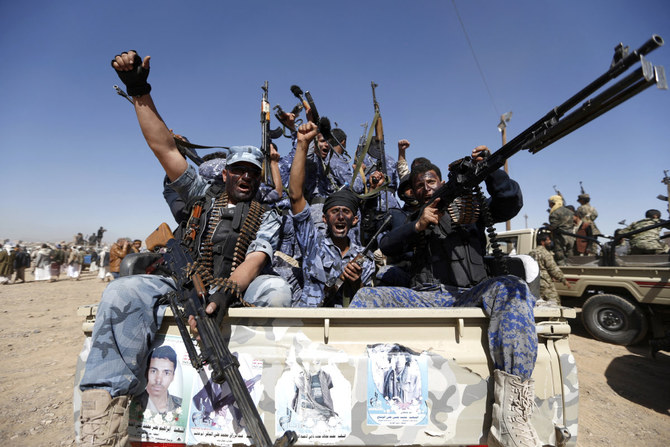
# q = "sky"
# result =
<box><xmin>1</xmin><ymin>0</ymin><xmax>669</xmax><ymax>246</ymax></box>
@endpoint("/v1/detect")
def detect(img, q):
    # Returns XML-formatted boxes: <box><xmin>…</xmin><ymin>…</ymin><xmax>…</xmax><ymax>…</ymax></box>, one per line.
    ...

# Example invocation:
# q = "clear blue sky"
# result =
<box><xmin>1</xmin><ymin>0</ymin><xmax>669</xmax><ymax>245</ymax></box>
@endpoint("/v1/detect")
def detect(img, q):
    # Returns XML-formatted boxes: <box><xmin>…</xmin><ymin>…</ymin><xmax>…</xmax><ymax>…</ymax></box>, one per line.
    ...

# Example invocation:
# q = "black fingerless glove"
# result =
<box><xmin>111</xmin><ymin>51</ymin><xmax>151</xmax><ymax>97</ymax></box>
<box><xmin>208</xmin><ymin>289</ymin><xmax>238</xmax><ymax>324</ymax></box>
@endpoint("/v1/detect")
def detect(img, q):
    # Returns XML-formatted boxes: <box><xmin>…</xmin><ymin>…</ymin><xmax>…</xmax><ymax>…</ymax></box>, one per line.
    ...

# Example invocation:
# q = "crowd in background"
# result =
<box><xmin>0</xmin><ymin>232</ymin><xmax>147</xmax><ymax>285</ymax></box>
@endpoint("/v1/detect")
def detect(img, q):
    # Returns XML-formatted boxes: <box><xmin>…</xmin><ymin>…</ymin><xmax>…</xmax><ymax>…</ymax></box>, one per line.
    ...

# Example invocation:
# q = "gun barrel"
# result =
<box><xmin>637</xmin><ymin>34</ymin><xmax>664</xmax><ymax>57</ymax></box>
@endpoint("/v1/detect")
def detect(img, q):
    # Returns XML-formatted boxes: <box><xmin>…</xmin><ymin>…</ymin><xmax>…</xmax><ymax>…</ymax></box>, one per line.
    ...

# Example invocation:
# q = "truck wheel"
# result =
<box><xmin>581</xmin><ymin>294</ymin><xmax>648</xmax><ymax>345</ymax></box>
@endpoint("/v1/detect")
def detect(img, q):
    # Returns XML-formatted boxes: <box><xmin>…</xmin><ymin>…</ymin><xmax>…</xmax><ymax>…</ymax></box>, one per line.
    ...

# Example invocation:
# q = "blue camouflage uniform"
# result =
<box><xmin>256</xmin><ymin>136</ymin><xmax>305</xmax><ymax>302</ymax></box>
<box><xmin>80</xmin><ymin>164</ymin><xmax>292</xmax><ymax>397</ymax></box>
<box><xmin>292</xmin><ymin>203</ymin><xmax>374</xmax><ymax>307</ymax></box>
<box><xmin>314</xmin><ymin>149</ymin><xmax>353</xmax><ymax>198</ymax></box>
<box><xmin>307</xmin><ymin>145</ymin><xmax>353</xmax><ymax>235</ymax></box>
<box><xmin>350</xmin><ymin>169</ymin><xmax>538</xmax><ymax>380</ymax></box>
<box><xmin>352</xmin><ymin>153</ymin><xmax>401</xmax><ymax>210</ymax></box>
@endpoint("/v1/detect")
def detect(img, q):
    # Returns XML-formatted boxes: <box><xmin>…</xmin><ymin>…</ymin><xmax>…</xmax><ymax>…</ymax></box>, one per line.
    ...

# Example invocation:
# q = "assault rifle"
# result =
<box><xmin>260</xmin><ymin>81</ymin><xmax>275</xmax><ymax>188</ymax></box>
<box><xmin>553</xmin><ymin>185</ymin><xmax>566</xmax><ymax>203</ymax></box>
<box><xmin>351</xmin><ymin>82</ymin><xmax>390</xmax><ymax>198</ymax></box>
<box><xmin>155</xmin><ymin>229</ymin><xmax>296</xmax><ymax>447</ymax></box>
<box><xmin>370</xmin><ymin>81</ymin><xmax>388</xmax><ymax>180</ymax></box>
<box><xmin>324</xmin><ymin>214</ymin><xmax>393</xmax><ymax>306</ymax></box>
<box><xmin>422</xmin><ymin>35</ymin><xmax>666</xmax><ymax>223</ymax></box>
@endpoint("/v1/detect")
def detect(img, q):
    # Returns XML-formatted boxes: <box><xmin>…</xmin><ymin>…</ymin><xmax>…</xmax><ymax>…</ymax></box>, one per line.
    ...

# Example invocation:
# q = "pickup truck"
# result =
<box><xmin>490</xmin><ymin>227</ymin><xmax>670</xmax><ymax>346</ymax></box>
<box><xmin>75</xmin><ymin>303</ymin><xmax>577</xmax><ymax>447</ymax></box>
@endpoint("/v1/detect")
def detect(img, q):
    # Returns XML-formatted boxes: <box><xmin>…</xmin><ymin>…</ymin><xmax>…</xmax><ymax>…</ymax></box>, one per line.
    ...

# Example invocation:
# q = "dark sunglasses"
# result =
<box><xmin>228</xmin><ymin>165</ymin><xmax>262</xmax><ymax>178</ymax></box>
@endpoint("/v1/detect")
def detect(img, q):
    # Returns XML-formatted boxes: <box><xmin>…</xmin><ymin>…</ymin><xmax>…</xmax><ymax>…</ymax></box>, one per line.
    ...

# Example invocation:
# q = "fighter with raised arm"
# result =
<box><xmin>78</xmin><ymin>50</ymin><xmax>292</xmax><ymax>446</ymax></box>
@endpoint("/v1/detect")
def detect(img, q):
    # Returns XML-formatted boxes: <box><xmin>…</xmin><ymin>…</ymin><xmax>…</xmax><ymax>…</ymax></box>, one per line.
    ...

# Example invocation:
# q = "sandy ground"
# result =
<box><xmin>0</xmin><ymin>270</ymin><xmax>668</xmax><ymax>446</ymax></box>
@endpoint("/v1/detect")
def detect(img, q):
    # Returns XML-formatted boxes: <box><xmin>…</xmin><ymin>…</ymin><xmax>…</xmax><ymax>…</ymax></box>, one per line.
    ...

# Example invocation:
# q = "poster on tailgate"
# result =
<box><xmin>127</xmin><ymin>334</ymin><xmax>264</xmax><ymax>446</ymax></box>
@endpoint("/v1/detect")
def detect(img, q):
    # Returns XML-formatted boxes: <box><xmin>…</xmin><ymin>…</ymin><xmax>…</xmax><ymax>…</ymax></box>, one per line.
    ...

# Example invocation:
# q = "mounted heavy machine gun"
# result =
<box><xmin>420</xmin><ymin>35</ymin><xmax>667</xmax><ymax>271</ymax></box>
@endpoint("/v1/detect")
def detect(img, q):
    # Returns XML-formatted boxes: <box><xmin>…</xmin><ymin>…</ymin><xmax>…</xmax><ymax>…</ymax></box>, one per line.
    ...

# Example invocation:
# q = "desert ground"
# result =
<box><xmin>0</xmin><ymin>269</ymin><xmax>668</xmax><ymax>446</ymax></box>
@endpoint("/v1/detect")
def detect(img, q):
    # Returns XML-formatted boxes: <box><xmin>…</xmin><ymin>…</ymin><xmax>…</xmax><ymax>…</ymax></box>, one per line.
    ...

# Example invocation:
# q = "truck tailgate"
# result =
<box><xmin>75</xmin><ymin>306</ymin><xmax>578</xmax><ymax>447</ymax></box>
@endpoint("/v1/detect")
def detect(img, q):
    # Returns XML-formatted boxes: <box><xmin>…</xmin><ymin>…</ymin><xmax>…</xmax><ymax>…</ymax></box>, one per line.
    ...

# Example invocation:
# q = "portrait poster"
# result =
<box><xmin>128</xmin><ymin>334</ymin><xmax>191</xmax><ymax>444</ymax></box>
<box><xmin>186</xmin><ymin>353</ymin><xmax>264</xmax><ymax>446</ymax></box>
<box><xmin>274</xmin><ymin>344</ymin><xmax>352</xmax><ymax>443</ymax></box>
<box><xmin>366</xmin><ymin>343</ymin><xmax>428</xmax><ymax>426</ymax></box>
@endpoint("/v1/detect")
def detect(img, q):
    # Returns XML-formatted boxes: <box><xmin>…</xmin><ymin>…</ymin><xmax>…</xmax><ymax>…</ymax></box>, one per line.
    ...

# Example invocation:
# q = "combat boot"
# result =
<box><xmin>79</xmin><ymin>389</ymin><xmax>130</xmax><ymax>446</ymax></box>
<box><xmin>488</xmin><ymin>369</ymin><xmax>542</xmax><ymax>447</ymax></box>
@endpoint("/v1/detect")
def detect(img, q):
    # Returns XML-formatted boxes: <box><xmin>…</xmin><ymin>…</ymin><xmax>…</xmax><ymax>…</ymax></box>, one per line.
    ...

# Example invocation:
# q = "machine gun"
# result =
<box><xmin>421</xmin><ymin>35</ymin><xmax>666</xmax><ymax>266</ymax></box>
<box><xmin>423</xmin><ymin>35</ymin><xmax>666</xmax><ymax>221</ymax></box>
<box><xmin>155</xmin><ymin>230</ymin><xmax>297</xmax><ymax>447</ymax></box>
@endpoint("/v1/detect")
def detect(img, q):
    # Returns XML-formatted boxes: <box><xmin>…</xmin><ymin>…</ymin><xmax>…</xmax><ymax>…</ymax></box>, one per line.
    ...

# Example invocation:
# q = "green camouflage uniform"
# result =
<box><xmin>529</xmin><ymin>244</ymin><xmax>567</xmax><ymax>305</ymax></box>
<box><xmin>549</xmin><ymin>206</ymin><xmax>574</xmax><ymax>264</ymax></box>
<box><xmin>622</xmin><ymin>217</ymin><xmax>670</xmax><ymax>254</ymax></box>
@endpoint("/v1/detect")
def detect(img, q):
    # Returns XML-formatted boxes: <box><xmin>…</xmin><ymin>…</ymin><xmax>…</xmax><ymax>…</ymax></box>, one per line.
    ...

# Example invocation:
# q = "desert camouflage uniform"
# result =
<box><xmin>622</xmin><ymin>217</ymin><xmax>670</xmax><ymax>254</ymax></box>
<box><xmin>577</xmin><ymin>203</ymin><xmax>601</xmax><ymax>235</ymax></box>
<box><xmin>577</xmin><ymin>203</ymin><xmax>598</xmax><ymax>223</ymax></box>
<box><xmin>529</xmin><ymin>244</ymin><xmax>567</xmax><ymax>305</ymax></box>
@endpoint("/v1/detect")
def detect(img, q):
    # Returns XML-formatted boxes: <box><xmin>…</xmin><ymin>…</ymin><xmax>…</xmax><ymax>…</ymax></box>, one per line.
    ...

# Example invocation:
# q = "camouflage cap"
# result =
<box><xmin>577</xmin><ymin>193</ymin><xmax>590</xmax><ymax>201</ymax></box>
<box><xmin>226</xmin><ymin>146</ymin><xmax>263</xmax><ymax>169</ymax></box>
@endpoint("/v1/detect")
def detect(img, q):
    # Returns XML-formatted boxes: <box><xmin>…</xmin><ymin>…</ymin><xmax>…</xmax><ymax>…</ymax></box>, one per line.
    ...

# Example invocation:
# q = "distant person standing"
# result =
<box><xmin>576</xmin><ymin>191</ymin><xmax>601</xmax><ymax>238</ymax></box>
<box><xmin>33</xmin><ymin>244</ymin><xmax>53</xmax><ymax>281</ymax></box>
<box><xmin>621</xmin><ymin>209</ymin><xmax>670</xmax><ymax>254</ymax></box>
<box><xmin>67</xmin><ymin>246</ymin><xmax>85</xmax><ymax>280</ymax></box>
<box><xmin>529</xmin><ymin>232</ymin><xmax>570</xmax><ymax>306</ymax></box>
<box><xmin>109</xmin><ymin>238</ymin><xmax>130</xmax><ymax>279</ymax></box>
<box><xmin>96</xmin><ymin>226</ymin><xmax>107</xmax><ymax>246</ymax></box>
<box><xmin>572</xmin><ymin>210</ymin><xmax>596</xmax><ymax>255</ymax></box>
<box><xmin>13</xmin><ymin>245</ymin><xmax>31</xmax><ymax>284</ymax></box>
<box><xmin>97</xmin><ymin>246</ymin><xmax>113</xmax><ymax>282</ymax></box>
<box><xmin>547</xmin><ymin>195</ymin><xmax>574</xmax><ymax>265</ymax></box>
<box><xmin>89</xmin><ymin>250</ymin><xmax>99</xmax><ymax>273</ymax></box>
<box><xmin>50</xmin><ymin>244</ymin><xmax>66</xmax><ymax>282</ymax></box>
<box><xmin>0</xmin><ymin>244</ymin><xmax>14</xmax><ymax>285</ymax></box>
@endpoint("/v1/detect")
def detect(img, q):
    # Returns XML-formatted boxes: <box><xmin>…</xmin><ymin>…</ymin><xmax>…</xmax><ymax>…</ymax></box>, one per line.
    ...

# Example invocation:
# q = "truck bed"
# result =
<box><xmin>75</xmin><ymin>306</ymin><xmax>578</xmax><ymax>447</ymax></box>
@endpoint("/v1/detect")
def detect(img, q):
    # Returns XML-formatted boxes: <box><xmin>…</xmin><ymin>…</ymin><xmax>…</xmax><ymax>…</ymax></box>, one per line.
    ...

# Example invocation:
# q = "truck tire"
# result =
<box><xmin>581</xmin><ymin>294</ymin><xmax>648</xmax><ymax>345</ymax></box>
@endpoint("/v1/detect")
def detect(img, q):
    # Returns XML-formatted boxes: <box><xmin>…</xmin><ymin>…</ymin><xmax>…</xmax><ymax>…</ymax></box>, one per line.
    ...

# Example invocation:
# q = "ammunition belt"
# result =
<box><xmin>447</xmin><ymin>191</ymin><xmax>481</xmax><ymax>225</ymax></box>
<box><xmin>186</xmin><ymin>192</ymin><xmax>266</xmax><ymax>306</ymax></box>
